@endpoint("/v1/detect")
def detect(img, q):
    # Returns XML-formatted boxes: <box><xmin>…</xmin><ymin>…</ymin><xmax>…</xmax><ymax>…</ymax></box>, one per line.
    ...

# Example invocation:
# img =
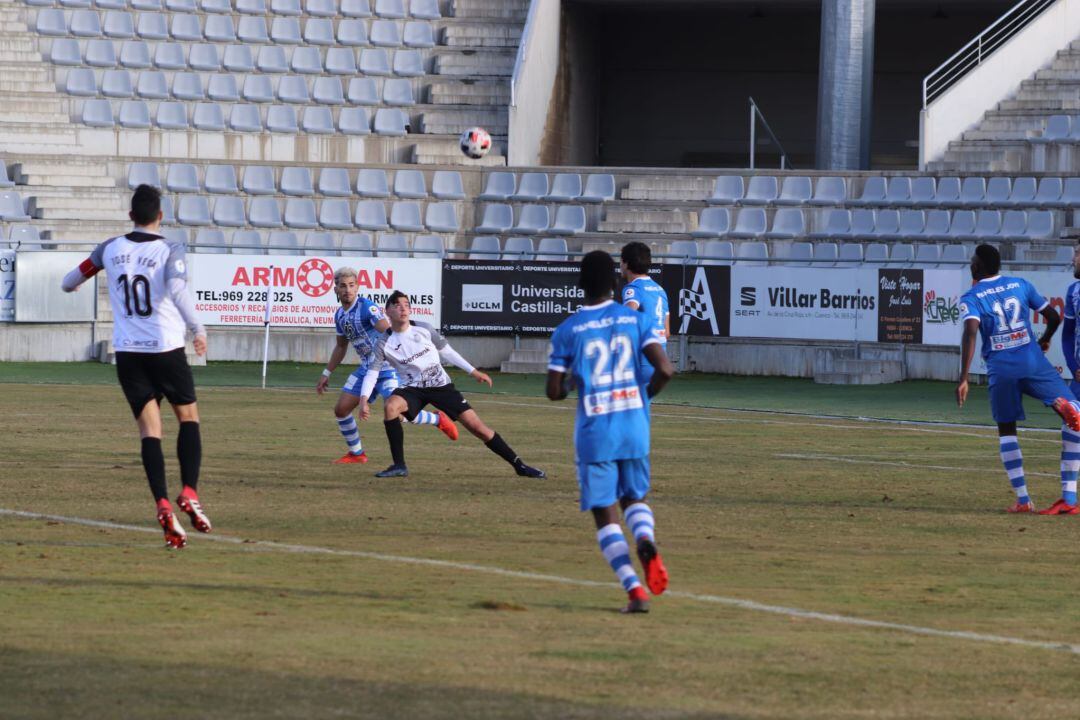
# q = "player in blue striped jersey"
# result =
<box><xmin>1059</xmin><ymin>243</ymin><xmax>1080</xmax><ymax>399</ymax></box>
<box><xmin>620</xmin><ymin>242</ymin><xmax>670</xmax><ymax>385</ymax></box>
<box><xmin>956</xmin><ymin>244</ymin><xmax>1080</xmax><ymax>514</ymax></box>
<box><xmin>547</xmin><ymin>251</ymin><xmax>675</xmax><ymax>613</ymax></box>
<box><xmin>317</xmin><ymin>268</ymin><xmax>457</xmax><ymax>464</ymax></box>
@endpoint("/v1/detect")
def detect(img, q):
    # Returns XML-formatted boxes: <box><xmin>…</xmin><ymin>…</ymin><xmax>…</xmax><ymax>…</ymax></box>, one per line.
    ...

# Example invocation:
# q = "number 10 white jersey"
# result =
<box><xmin>89</xmin><ymin>232</ymin><xmax>189</xmax><ymax>353</ymax></box>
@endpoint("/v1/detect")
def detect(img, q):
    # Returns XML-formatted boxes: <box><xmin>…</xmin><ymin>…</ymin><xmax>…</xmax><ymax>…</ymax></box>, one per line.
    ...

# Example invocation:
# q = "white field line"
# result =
<box><xmin>774</xmin><ymin>452</ymin><xmax>1059</xmax><ymax>478</ymax></box>
<box><xmin>2</xmin><ymin>507</ymin><xmax>1077</xmax><ymax>656</ymax></box>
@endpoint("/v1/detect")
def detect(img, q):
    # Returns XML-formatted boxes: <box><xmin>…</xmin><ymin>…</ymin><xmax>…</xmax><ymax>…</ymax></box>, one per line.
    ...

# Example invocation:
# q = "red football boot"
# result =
<box><xmin>1006</xmin><ymin>501</ymin><xmax>1035</xmax><ymax>514</ymax></box>
<box><xmin>176</xmin><ymin>488</ymin><xmax>212</xmax><ymax>533</ymax></box>
<box><xmin>436</xmin><ymin>411</ymin><xmax>458</xmax><ymax>441</ymax></box>
<box><xmin>1038</xmin><ymin>498</ymin><xmax>1079</xmax><ymax>515</ymax></box>
<box><xmin>157</xmin><ymin>506</ymin><xmax>187</xmax><ymax>549</ymax></box>
<box><xmin>620</xmin><ymin>586</ymin><xmax>650</xmax><ymax>614</ymax></box>
<box><xmin>333</xmin><ymin>451</ymin><xmax>368</xmax><ymax>464</ymax></box>
<box><xmin>636</xmin><ymin>537</ymin><xmax>669</xmax><ymax>596</ymax></box>
<box><xmin>1052</xmin><ymin>398</ymin><xmax>1080</xmax><ymax>432</ymax></box>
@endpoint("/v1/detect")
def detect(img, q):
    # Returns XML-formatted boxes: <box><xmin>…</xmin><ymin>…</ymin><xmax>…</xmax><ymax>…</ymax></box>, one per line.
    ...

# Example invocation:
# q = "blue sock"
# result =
<box><xmin>597</xmin><ymin>524</ymin><xmax>641</xmax><ymax>592</ymax></box>
<box><xmin>410</xmin><ymin>410</ymin><xmax>439</xmax><ymax>426</ymax></box>
<box><xmin>1061</xmin><ymin>426</ymin><xmax>1080</xmax><ymax>505</ymax></box>
<box><xmin>336</xmin><ymin>414</ymin><xmax>362</xmax><ymax>455</ymax></box>
<box><xmin>624</xmin><ymin>502</ymin><xmax>655</xmax><ymax>543</ymax></box>
<box><xmin>999</xmin><ymin>436</ymin><xmax>1029</xmax><ymax>505</ymax></box>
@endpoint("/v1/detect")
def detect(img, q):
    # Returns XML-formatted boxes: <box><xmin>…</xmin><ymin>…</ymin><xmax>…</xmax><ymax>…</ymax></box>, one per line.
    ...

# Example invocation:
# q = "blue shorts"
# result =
<box><xmin>988</xmin><ymin>358</ymin><xmax>1075</xmax><ymax>424</ymax></box>
<box><xmin>576</xmin><ymin>457</ymin><xmax>650</xmax><ymax>511</ymax></box>
<box><xmin>342</xmin><ymin>369</ymin><xmax>398</xmax><ymax>402</ymax></box>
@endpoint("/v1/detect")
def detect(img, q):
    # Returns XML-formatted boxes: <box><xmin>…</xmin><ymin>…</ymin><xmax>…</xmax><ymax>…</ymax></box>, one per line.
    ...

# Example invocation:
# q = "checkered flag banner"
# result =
<box><xmin>679</xmin><ymin>288</ymin><xmax>711</xmax><ymax>321</ymax></box>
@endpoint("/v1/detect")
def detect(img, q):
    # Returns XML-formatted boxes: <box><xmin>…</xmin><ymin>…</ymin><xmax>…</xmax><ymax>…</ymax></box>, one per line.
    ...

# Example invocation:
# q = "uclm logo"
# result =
<box><xmin>230</xmin><ymin>259</ymin><xmax>394</xmax><ymax>298</ymax></box>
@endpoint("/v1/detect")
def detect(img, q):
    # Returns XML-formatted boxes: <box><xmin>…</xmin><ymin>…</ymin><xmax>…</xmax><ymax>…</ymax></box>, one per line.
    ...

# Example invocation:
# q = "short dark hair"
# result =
<box><xmin>386</xmin><ymin>290</ymin><xmax>409</xmax><ymax>308</ymax></box>
<box><xmin>130</xmin><ymin>184</ymin><xmax>161</xmax><ymax>226</ymax></box>
<box><xmin>974</xmin><ymin>243</ymin><xmax>1001</xmax><ymax>276</ymax></box>
<box><xmin>580</xmin><ymin>250</ymin><xmax>615</xmax><ymax>299</ymax></box>
<box><xmin>621</xmin><ymin>241</ymin><xmax>651</xmax><ymax>275</ymax></box>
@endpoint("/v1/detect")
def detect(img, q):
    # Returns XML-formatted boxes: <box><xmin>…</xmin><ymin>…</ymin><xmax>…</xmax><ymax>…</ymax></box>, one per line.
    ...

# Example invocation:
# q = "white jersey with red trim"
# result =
<box><xmin>89</xmin><ymin>231</ymin><xmax>189</xmax><ymax>353</ymax></box>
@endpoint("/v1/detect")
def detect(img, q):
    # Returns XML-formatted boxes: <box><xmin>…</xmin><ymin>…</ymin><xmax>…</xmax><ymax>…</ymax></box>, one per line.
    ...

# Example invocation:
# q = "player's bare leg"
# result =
<box><xmin>333</xmin><ymin>393</ymin><xmax>368</xmax><ymax>464</ymax></box>
<box><xmin>374</xmin><ymin>395</ymin><xmax>409</xmax><ymax>477</ymax></box>
<box><xmin>458</xmin><ymin>409</ymin><xmax>545</xmax><ymax>478</ymax></box>
<box><xmin>592</xmin><ymin>505</ymin><xmax>649</xmax><ymax>613</ymax></box>
<box><xmin>135</xmin><ymin>400</ymin><xmax>186</xmax><ymax>548</ymax></box>
<box><xmin>622</xmin><ymin>496</ymin><xmax>668</xmax><ymax>595</ymax></box>
<box><xmin>172</xmin><ymin>402</ymin><xmax>211</xmax><ymax>533</ymax></box>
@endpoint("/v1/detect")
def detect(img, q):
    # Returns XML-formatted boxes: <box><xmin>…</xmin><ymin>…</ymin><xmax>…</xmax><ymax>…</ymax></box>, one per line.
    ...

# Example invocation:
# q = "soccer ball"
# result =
<box><xmin>460</xmin><ymin>127</ymin><xmax>492</xmax><ymax>159</ymax></box>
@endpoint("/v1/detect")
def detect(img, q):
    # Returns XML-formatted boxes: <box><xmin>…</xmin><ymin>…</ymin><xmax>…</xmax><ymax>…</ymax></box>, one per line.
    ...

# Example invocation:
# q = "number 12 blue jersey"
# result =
<box><xmin>959</xmin><ymin>275</ymin><xmax>1048</xmax><ymax>372</ymax></box>
<box><xmin>548</xmin><ymin>300</ymin><xmax>662</xmax><ymax>464</ymax></box>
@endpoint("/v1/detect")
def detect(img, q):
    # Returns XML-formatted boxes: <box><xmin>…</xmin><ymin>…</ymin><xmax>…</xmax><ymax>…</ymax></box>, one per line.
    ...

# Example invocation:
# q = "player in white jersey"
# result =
<box><xmin>60</xmin><ymin>185</ymin><xmax>211</xmax><ymax>549</ymax></box>
<box><xmin>357</xmin><ymin>291</ymin><xmax>546</xmax><ymax>479</ymax></box>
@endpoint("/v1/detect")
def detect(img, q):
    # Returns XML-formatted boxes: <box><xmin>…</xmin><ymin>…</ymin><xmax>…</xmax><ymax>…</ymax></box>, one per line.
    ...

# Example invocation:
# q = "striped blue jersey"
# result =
<box><xmin>1064</xmin><ymin>280</ymin><xmax>1080</xmax><ymax>364</ymax></box>
<box><xmin>959</xmin><ymin>275</ymin><xmax>1048</xmax><ymax>371</ymax></box>
<box><xmin>334</xmin><ymin>297</ymin><xmax>392</xmax><ymax>375</ymax></box>
<box><xmin>621</xmin><ymin>276</ymin><xmax>669</xmax><ymax>344</ymax></box>
<box><xmin>548</xmin><ymin>300</ymin><xmax>661</xmax><ymax>464</ymax></box>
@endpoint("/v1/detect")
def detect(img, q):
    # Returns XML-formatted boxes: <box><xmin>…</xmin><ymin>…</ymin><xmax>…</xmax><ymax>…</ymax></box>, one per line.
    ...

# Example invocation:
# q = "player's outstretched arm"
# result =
<box><xmin>546</xmin><ymin>370</ymin><xmax>568</xmax><ymax>401</ymax></box>
<box><xmin>643</xmin><ymin>343</ymin><xmax>675</xmax><ymax>398</ymax></box>
<box><xmin>1038</xmin><ymin>305</ymin><xmax>1062</xmax><ymax>351</ymax></box>
<box><xmin>317</xmin><ymin>336</ymin><xmax>350</xmax><ymax>394</ymax></box>
<box><xmin>60</xmin><ymin>258</ymin><xmax>100</xmax><ymax>292</ymax></box>
<box><xmin>956</xmin><ymin>318</ymin><xmax>980</xmax><ymax>408</ymax></box>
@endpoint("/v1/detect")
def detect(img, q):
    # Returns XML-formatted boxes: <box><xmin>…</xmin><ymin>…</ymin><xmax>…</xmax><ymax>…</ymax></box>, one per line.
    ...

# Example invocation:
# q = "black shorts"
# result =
<box><xmin>392</xmin><ymin>383</ymin><xmax>471</xmax><ymax>422</ymax></box>
<box><xmin>115</xmin><ymin>348</ymin><xmax>197</xmax><ymax>418</ymax></box>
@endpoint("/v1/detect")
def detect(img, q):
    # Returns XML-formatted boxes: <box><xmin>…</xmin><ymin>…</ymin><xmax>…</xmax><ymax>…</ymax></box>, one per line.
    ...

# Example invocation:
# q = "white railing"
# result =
<box><xmin>923</xmin><ymin>0</ymin><xmax>1057</xmax><ymax>107</ymax></box>
<box><xmin>507</xmin><ymin>0</ymin><xmax>561</xmax><ymax>166</ymax></box>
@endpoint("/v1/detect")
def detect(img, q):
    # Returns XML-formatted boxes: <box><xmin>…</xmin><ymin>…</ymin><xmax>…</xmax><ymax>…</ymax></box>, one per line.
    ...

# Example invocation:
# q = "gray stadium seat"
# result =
<box><xmin>851</xmin><ymin>176</ymin><xmax>886</xmax><ymax>206</ymax></box>
<box><xmin>580</xmin><ymin>174</ymin><xmax>615</xmax><ymax>203</ymax></box>
<box><xmin>884</xmin><ymin>177</ymin><xmax>912</xmax><ymax>206</ymax></box>
<box><xmin>303</xmin><ymin>17</ymin><xmax>335</xmax><ymax>45</ymax></box>
<box><xmin>375</xmin><ymin>0</ymin><xmax>404</xmax><ymax>18</ymax></box>
<box><xmin>411</xmin><ymin>0</ymin><xmax>440</xmax><ymax>19</ymax></box>
<box><xmin>945</xmin><ymin>210</ymin><xmax>977</xmax><ymax>241</ymax></box>
<box><xmin>85</xmin><ymin>38</ymin><xmax>118</xmax><ymax>66</ymax></box>
<box><xmin>728</xmin><ymin>208</ymin><xmax>766</xmax><ymax>239</ymax></box>
<box><xmin>1022</xmin><ymin>210</ymin><xmax>1055</xmax><ymax>240</ymax></box>
<box><xmin>413</xmin><ymin>234</ymin><xmax>445</xmax><ymax>258</ymax></box>
<box><xmin>212</xmin><ymin>196</ymin><xmax>245</xmax><ymax>227</ymax></box>
<box><xmin>318</xmin><ymin>168</ymin><xmax>351</xmax><ymax>197</ymax></box>
<box><xmin>808</xmin><ymin>209</ymin><xmax>849</xmax><ymax>239</ymax></box>
<box><xmin>267</xmin><ymin>231</ymin><xmax>302</xmax><ymax>255</ymax></box>
<box><xmin>896</xmin><ymin>209</ymin><xmax>926</xmax><ymax>239</ymax></box>
<box><xmin>469</xmin><ymin>235</ymin><xmax>500</xmax><ymax>259</ymax></box>
<box><xmin>972</xmin><ymin>210</ymin><xmax>1003</xmax><ymax>239</ymax></box>
<box><xmin>177</xmin><ymin>195</ymin><xmax>211</xmax><ymax>225</ymax></box>
<box><xmin>1034</xmin><ymin>177</ymin><xmax>1064</xmax><ymax>208</ymax></box>
<box><xmin>242</xmin><ymin>165</ymin><xmax>276</xmax><ymax>195</ymax></box>
<box><xmin>370</xmin><ymin>19</ymin><xmax>401</xmax><ymax>46</ymax></box>
<box><xmin>276</xmin><ymin>77</ymin><xmax>308</xmax><ymax>104</ymax></box>
<box><xmin>479</xmin><ymin>172</ymin><xmax>515</xmax><ymax>201</ymax></box>
<box><xmin>763</xmin><ymin>208</ymin><xmax>805</xmax><ymax>239</ymax></box>
<box><xmin>376</xmin><ymin>233</ymin><xmax>408</xmax><ymax>257</ymax></box>
<box><xmin>194</xmin><ymin>228</ymin><xmax>228</xmax><ymax>254</ymax></box>
<box><xmin>933</xmin><ymin>176</ymin><xmax>961</xmax><ymax>207</ymax></box>
<box><xmin>502</xmin><ymin>236</ymin><xmax>533</xmax><ymax>260</ymax></box>
<box><xmin>536</xmin><ymin>237</ymin><xmax>568</xmax><ymax>262</ymax></box>
<box><xmin>373</xmin><ymin>108</ymin><xmax>407</xmax><ymax>136</ymax></box>
<box><xmin>223</xmin><ymin>44</ymin><xmax>255</xmax><ymax>72</ymax></box>
<box><xmin>512</xmin><ymin>204</ymin><xmax>549</xmax><ymax>235</ymax></box>
<box><xmin>424</xmin><ymin>203</ymin><xmax>458</xmax><ymax>233</ymax></box>
<box><xmin>337</xmin><ymin>18</ymin><xmax>369</xmax><ymax>45</ymax></box>
<box><xmin>166</xmin><ymin>163</ymin><xmax>199</xmax><ymax>193</ymax></box>
<box><xmin>119</xmin><ymin>39</ymin><xmax>151</xmax><ymax>68</ymax></box>
<box><xmin>71</xmin><ymin>9</ymin><xmax>103</xmax><ymax>36</ymax></box>
<box><xmin>0</xmin><ymin>192</ymin><xmax>29</xmax><ymax>221</ymax></box>
<box><xmin>871</xmin><ymin>209</ymin><xmax>901</xmax><ymax>240</ymax></box>
<box><xmin>887</xmin><ymin>243</ymin><xmax>915</xmax><ymax>268</ymax></box>
<box><xmin>850</xmin><ymin>209</ymin><xmax>875</xmax><ymax>238</ymax></box>
<box><xmin>476</xmin><ymin>204</ymin><xmax>512</xmax><ymax>234</ymax></box>
<box><xmin>249</xmin><ymin>197</ymin><xmax>283</xmax><ymax>227</ymax></box>
<box><xmin>355</xmin><ymin>200</ymin><xmax>389</xmax><ymax>230</ymax></box>
<box><xmin>205</xmin><ymin>165</ymin><xmax>237</xmax><ymax>194</ymax></box>
<box><xmin>326</xmin><ymin>47</ymin><xmax>358</xmax><ymax>75</ymax></box>
<box><xmin>291</xmin><ymin>46</ymin><xmax>322</xmax><ymax>74</ymax></box>
<box><xmin>775</xmin><ymin>176</ymin><xmax>811</xmax><ymax>206</ymax></box>
<box><xmin>393</xmin><ymin>49</ymin><xmax>424</xmax><ymax>77</ymax></box>
<box><xmin>337</xmin><ymin>107</ymin><xmax>370</xmax><ymax>134</ymax></box>
<box><xmin>836</xmin><ymin>243</ymin><xmax>863</xmax><ymax>267</ymax></box>
<box><xmin>307</xmin><ymin>0</ymin><xmax>338</xmax><ymax>17</ymax></box>
<box><xmin>0</xmin><ymin>161</ymin><xmax>11</xmax><ymax>189</ymax></box>
<box><xmin>136</xmin><ymin>11</ymin><xmax>168</xmax><ymax>39</ymax></box>
<box><xmin>382</xmin><ymin>78</ymin><xmax>414</xmax><ymax>106</ymax></box>
<box><xmin>189</xmin><ymin>43</ymin><xmax>221</xmax><ymax>71</ymax></box>
<box><xmin>304</xmin><ymin>232</ymin><xmax>338</xmax><ymax>257</ymax></box>
<box><xmin>546</xmin><ymin>173</ymin><xmax>581</xmax><ymax>202</ymax></box>
<box><xmin>922</xmin><ymin>209</ymin><xmax>951</xmax><ymax>241</ymax></box>
<box><xmin>783</xmin><ymin>241</ymin><xmax>813</xmax><ymax>266</ymax></box>
<box><xmin>159</xmin><ymin>195</ymin><xmax>175</xmax><ymax>224</ymax></box>
<box><xmin>346</xmin><ymin>77</ymin><xmax>378</xmax><ymax>105</ymax></box>
<box><xmin>691</xmin><ymin>207</ymin><xmax>731</xmax><ymax>238</ymax></box>
<box><xmin>432</xmin><ymin>171</ymin><xmax>465</xmax><ymax>200</ymax></box>
<box><xmin>513</xmin><ymin>172</ymin><xmax>548</xmax><ymax>202</ymax></box>
<box><xmin>65</xmin><ymin>68</ymin><xmax>98</xmax><ymax>96</ymax></box>
<box><xmin>319</xmin><ymin>198</ymin><xmax>354</xmax><ymax>229</ymax></box>
<box><xmin>809</xmin><ymin>176</ymin><xmax>846</xmax><ymax>205</ymax></box>
<box><xmin>9</xmin><ymin>226</ymin><xmax>43</xmax><ymax>246</ymax></box>
<box><xmin>173</xmin><ymin>72</ymin><xmax>205</xmax><ymax>100</ymax></box>
<box><xmin>236</xmin><ymin>0</ymin><xmax>266</xmax><ymax>12</ymax></box>
<box><xmin>358</xmin><ymin>169</ymin><xmax>389</xmax><ymax>197</ymax></box>
<box><xmin>166</xmin><ymin>0</ymin><xmax>196</xmax><ymax>11</ymax></box>
<box><xmin>231</xmin><ymin>230</ymin><xmax>264</xmax><ymax>254</ymax></box>
<box><xmin>941</xmin><ymin>244</ymin><xmax>968</xmax><ymax>265</ymax></box>
<box><xmin>302</xmin><ymin>106</ymin><xmax>335</xmax><ymax>134</ymax></box>
<box><xmin>981</xmin><ymin>177</ymin><xmax>1012</xmax><ymax>207</ymax></box>
<box><xmin>270</xmin><ymin>17</ymin><xmax>302</xmax><ymax>44</ymax></box>
<box><xmin>118</xmin><ymin>99</ymin><xmax>150</xmax><ymax>127</ymax></box>
<box><xmin>281</xmin><ymin>166</ymin><xmax>314</xmax><ymax>196</ymax></box>
<box><xmin>311</xmin><ymin>77</ymin><xmax>343</xmax><ymax>105</ymax></box>
<box><xmin>156</xmin><ymin>101</ymin><xmax>188</xmax><ymax>129</ymax></box>
<box><xmin>360</xmin><ymin>48</ymin><xmax>391</xmax><ymax>75</ymax></box>
<box><xmin>272</xmin><ymin>0</ymin><xmax>302</xmax><ymax>14</ymax></box>
<box><xmin>284</xmin><ymin>198</ymin><xmax>318</xmax><ymax>229</ymax></box>
<box><xmin>341</xmin><ymin>232</ymin><xmax>373</xmax><ymax>256</ymax></box>
<box><xmin>708</xmin><ymin>176</ymin><xmax>744</xmax><ymax>205</ymax></box>
<box><xmin>202</xmin><ymin>0</ymin><xmax>232</xmax><ymax>14</ymax></box>
<box><xmin>102</xmin><ymin>70</ymin><xmax>133</xmax><ymax>97</ymax></box>
<box><xmin>207</xmin><ymin>73</ymin><xmax>239</xmax><ymax>101</ymax></box>
<box><xmin>266</xmin><ymin>104</ymin><xmax>298</xmax><ymax>132</ymax></box>
<box><xmin>63</xmin><ymin>0</ymin><xmax>93</xmax><ymax>9</ymax></box>
<box><xmin>171</xmin><ymin>13</ymin><xmax>202</xmax><ymax>41</ymax></box>
<box><xmin>257</xmin><ymin>45</ymin><xmax>289</xmax><ymax>73</ymax></box>
<box><xmin>549</xmin><ymin>205</ymin><xmax>585</xmax><ymax>236</ymax></box>
<box><xmin>403</xmin><ymin>20</ymin><xmax>434</xmax><ymax>48</ymax></box>
<box><xmin>1032</xmin><ymin>114</ymin><xmax>1071</xmax><ymax>145</ymax></box>
<box><xmin>393</xmin><ymin>169</ymin><xmax>426</xmax><ymax>198</ymax></box>
<box><xmin>98</xmin><ymin>0</ymin><xmax>129</xmax><ymax>8</ymax></box>
<box><xmin>958</xmin><ymin>177</ymin><xmax>986</xmax><ymax>208</ymax></box>
<box><xmin>999</xmin><ymin>210</ymin><xmax>1028</xmax><ymax>241</ymax></box>
<box><xmin>740</xmin><ymin>176</ymin><xmax>778</xmax><ymax>205</ymax></box>
<box><xmin>341</xmin><ymin>0</ymin><xmax>372</xmax><ymax>16</ymax></box>
<box><xmin>864</xmin><ymin>243</ymin><xmax>888</xmax><ymax>264</ymax></box>
<box><xmin>910</xmin><ymin>177</ymin><xmax>936</xmax><ymax>207</ymax></box>
<box><xmin>1057</xmin><ymin>177</ymin><xmax>1080</xmax><ymax>209</ymax></box>
<box><xmin>81</xmin><ymin>98</ymin><xmax>114</xmax><ymax>126</ymax></box>
<box><xmin>1005</xmin><ymin>177</ymin><xmax>1037</xmax><ymax>207</ymax></box>
<box><xmin>238</xmin><ymin>16</ymin><xmax>269</xmax><ymax>43</ymax></box>
<box><xmin>736</xmin><ymin>241</ymin><xmax>769</xmax><ymax>266</ymax></box>
<box><xmin>36</xmin><ymin>9</ymin><xmax>68</xmax><ymax>36</ymax></box>
<box><xmin>153</xmin><ymin>42</ymin><xmax>185</xmax><ymax>70</ymax></box>
<box><xmin>243</xmin><ymin>75</ymin><xmax>274</xmax><ymax>103</ymax></box>
<box><xmin>814</xmin><ymin>242</ymin><xmax>838</xmax><ymax>267</ymax></box>
<box><xmin>128</xmin><ymin>162</ymin><xmax>160</xmax><ymax>189</ymax></box>
<box><xmin>701</xmin><ymin>240</ymin><xmax>734</xmax><ymax>265</ymax></box>
<box><xmin>228</xmin><ymin>103</ymin><xmax>262</xmax><ymax>131</ymax></box>
<box><xmin>389</xmin><ymin>201</ymin><xmax>424</xmax><ymax>231</ymax></box>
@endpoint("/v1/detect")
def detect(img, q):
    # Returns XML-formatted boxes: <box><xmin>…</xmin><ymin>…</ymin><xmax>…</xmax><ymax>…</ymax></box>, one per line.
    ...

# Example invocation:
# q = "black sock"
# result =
<box><xmin>485</xmin><ymin>432</ymin><xmax>521</xmax><ymax>467</ymax></box>
<box><xmin>141</xmin><ymin>437</ymin><xmax>168</xmax><ymax>502</ymax></box>
<box><xmin>177</xmin><ymin>421</ymin><xmax>201</xmax><ymax>491</ymax></box>
<box><xmin>384</xmin><ymin>419</ymin><xmax>405</xmax><ymax>466</ymax></box>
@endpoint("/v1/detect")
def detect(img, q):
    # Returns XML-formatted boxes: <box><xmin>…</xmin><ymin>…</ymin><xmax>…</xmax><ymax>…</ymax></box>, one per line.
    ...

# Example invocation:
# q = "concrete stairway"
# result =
<box><xmin>500</xmin><ymin>337</ymin><xmax>548</xmax><ymax>373</ymax></box>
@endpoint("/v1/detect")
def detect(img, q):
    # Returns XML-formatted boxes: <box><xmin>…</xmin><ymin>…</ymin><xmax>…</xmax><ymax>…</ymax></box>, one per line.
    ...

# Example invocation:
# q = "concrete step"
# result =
<box><xmin>0</xmin><ymin>49</ymin><xmax>42</xmax><ymax>62</ymax></box>
<box><xmin>999</xmin><ymin>98</ymin><xmax>1080</xmax><ymax>111</ymax></box>
<box><xmin>411</xmin><ymin>145</ymin><xmax>506</xmax><ymax>166</ymax></box>
<box><xmin>441</xmin><ymin>23</ymin><xmax>522</xmax><ymax>48</ymax></box>
<box><xmin>504</xmin><ymin>348</ymin><xmax>547</xmax><ymax>363</ymax></box>
<box><xmin>0</xmin><ymin>64</ymin><xmax>52</xmax><ymax>81</ymax></box>
<box><xmin>35</xmin><ymin>205</ymin><xmax>127</xmax><ymax>221</ymax></box>
<box><xmin>500</xmin><ymin>360</ymin><xmax>547</xmax><ymax>373</ymax></box>
<box><xmin>451</xmin><ymin>0</ymin><xmax>528</xmax><ymax>20</ymax></box>
<box><xmin>428</xmin><ymin>79</ymin><xmax>510</xmax><ymax>105</ymax></box>
<box><xmin>14</xmin><ymin>159</ymin><xmax>114</xmax><ymax>177</ymax></box>
<box><xmin>419</xmin><ymin>108</ymin><xmax>507</xmax><ymax>135</ymax></box>
<box><xmin>30</xmin><ymin>194</ymin><xmax>126</xmax><ymax>212</ymax></box>
<box><xmin>0</xmin><ymin>80</ymin><xmax>58</xmax><ymax>93</ymax></box>
<box><xmin>19</xmin><ymin>174</ymin><xmax>117</xmax><ymax>188</ymax></box>
<box><xmin>621</xmin><ymin>177</ymin><xmax>714</xmax><ymax>201</ymax></box>
<box><xmin>434</xmin><ymin>50</ymin><xmax>514</xmax><ymax>76</ymax></box>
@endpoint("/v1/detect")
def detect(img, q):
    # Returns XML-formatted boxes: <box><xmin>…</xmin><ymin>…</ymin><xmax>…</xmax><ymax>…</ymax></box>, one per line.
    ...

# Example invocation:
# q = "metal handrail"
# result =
<box><xmin>922</xmin><ymin>0</ymin><xmax>1058</xmax><ymax>107</ymax></box>
<box><xmin>509</xmin><ymin>0</ymin><xmax>539</xmax><ymax>106</ymax></box>
<box><xmin>748</xmin><ymin>97</ymin><xmax>792</xmax><ymax>170</ymax></box>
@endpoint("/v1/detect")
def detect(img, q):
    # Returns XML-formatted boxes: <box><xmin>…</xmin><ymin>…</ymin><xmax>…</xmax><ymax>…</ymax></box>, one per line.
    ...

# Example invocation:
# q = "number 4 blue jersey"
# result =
<box><xmin>548</xmin><ymin>300</ymin><xmax>662</xmax><ymax>464</ymax></box>
<box><xmin>959</xmin><ymin>275</ymin><xmax>1048</xmax><ymax>372</ymax></box>
<box><xmin>621</xmin><ymin>276</ymin><xmax>669</xmax><ymax>344</ymax></box>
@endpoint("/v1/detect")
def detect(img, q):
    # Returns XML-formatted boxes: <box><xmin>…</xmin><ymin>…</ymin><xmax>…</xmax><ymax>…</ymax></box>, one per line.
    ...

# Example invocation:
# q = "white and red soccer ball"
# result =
<box><xmin>459</xmin><ymin>127</ymin><xmax>491</xmax><ymax>159</ymax></box>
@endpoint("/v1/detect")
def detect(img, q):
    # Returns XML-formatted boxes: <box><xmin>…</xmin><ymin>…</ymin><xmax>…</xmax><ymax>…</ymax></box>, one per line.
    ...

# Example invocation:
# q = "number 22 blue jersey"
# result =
<box><xmin>959</xmin><ymin>275</ymin><xmax>1048</xmax><ymax>373</ymax></box>
<box><xmin>548</xmin><ymin>300</ymin><xmax>661</xmax><ymax>464</ymax></box>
